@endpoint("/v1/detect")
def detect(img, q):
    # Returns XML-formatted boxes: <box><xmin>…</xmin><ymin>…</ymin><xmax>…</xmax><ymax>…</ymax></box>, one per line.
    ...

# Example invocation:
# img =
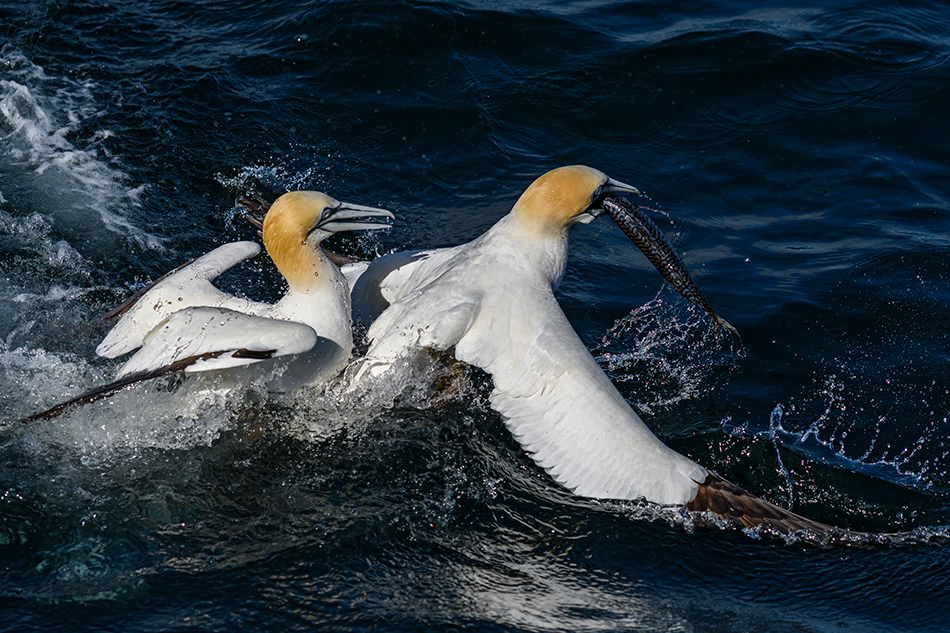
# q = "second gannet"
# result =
<box><xmin>349</xmin><ymin>166</ymin><xmax>832</xmax><ymax>536</ymax></box>
<box><xmin>25</xmin><ymin>191</ymin><xmax>392</xmax><ymax>420</ymax></box>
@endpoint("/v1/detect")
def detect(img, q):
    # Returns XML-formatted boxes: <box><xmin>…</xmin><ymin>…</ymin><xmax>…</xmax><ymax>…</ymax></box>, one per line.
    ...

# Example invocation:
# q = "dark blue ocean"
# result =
<box><xmin>2</xmin><ymin>1</ymin><xmax>949</xmax><ymax>631</ymax></box>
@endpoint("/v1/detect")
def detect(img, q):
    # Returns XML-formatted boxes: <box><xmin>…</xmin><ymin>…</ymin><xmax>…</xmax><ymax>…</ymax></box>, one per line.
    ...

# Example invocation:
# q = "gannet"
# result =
<box><xmin>349</xmin><ymin>166</ymin><xmax>830</xmax><ymax>535</ymax></box>
<box><xmin>25</xmin><ymin>191</ymin><xmax>393</xmax><ymax>420</ymax></box>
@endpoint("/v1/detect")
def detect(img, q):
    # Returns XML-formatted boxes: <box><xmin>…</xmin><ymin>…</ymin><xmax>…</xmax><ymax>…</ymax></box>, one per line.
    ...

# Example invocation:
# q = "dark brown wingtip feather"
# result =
<box><xmin>237</xmin><ymin>196</ymin><xmax>272</xmax><ymax>234</ymax></box>
<box><xmin>99</xmin><ymin>256</ymin><xmax>202</xmax><ymax>321</ymax></box>
<box><xmin>686</xmin><ymin>472</ymin><xmax>835</xmax><ymax>536</ymax></box>
<box><xmin>17</xmin><ymin>347</ymin><xmax>276</xmax><ymax>423</ymax></box>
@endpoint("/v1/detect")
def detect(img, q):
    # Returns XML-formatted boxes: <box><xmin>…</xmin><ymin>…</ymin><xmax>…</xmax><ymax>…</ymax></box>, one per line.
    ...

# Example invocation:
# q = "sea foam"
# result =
<box><xmin>0</xmin><ymin>48</ymin><xmax>163</xmax><ymax>253</ymax></box>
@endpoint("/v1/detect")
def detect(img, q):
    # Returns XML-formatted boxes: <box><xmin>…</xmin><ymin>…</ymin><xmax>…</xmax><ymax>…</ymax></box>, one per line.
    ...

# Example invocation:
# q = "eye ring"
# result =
<box><xmin>590</xmin><ymin>185</ymin><xmax>608</xmax><ymax>207</ymax></box>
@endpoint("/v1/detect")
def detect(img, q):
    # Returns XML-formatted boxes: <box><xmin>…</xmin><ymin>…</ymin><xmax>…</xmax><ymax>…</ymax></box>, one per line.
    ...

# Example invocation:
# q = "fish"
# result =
<box><xmin>600</xmin><ymin>194</ymin><xmax>737</xmax><ymax>335</ymax></box>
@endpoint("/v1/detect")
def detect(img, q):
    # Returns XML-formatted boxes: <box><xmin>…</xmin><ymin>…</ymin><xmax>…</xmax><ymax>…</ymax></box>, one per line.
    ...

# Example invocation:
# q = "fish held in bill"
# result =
<box><xmin>599</xmin><ymin>194</ymin><xmax>737</xmax><ymax>336</ymax></box>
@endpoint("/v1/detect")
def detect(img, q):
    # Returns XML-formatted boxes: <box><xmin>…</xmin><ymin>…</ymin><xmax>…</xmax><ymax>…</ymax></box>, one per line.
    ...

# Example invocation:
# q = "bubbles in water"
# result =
<box><xmin>594</xmin><ymin>287</ymin><xmax>740</xmax><ymax>416</ymax></box>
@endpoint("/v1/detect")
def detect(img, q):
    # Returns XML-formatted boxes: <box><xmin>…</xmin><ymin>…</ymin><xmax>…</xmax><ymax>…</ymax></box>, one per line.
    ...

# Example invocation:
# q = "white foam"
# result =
<box><xmin>3</xmin><ymin>368</ymin><xmax>244</xmax><ymax>466</ymax></box>
<box><xmin>0</xmin><ymin>341</ymin><xmax>107</xmax><ymax>420</ymax></box>
<box><xmin>0</xmin><ymin>49</ymin><xmax>163</xmax><ymax>252</ymax></box>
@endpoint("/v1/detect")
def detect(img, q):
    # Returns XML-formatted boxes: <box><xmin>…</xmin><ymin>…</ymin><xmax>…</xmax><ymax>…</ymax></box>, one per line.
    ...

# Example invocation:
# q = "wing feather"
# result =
<box><xmin>356</xmin><ymin>236</ymin><xmax>706</xmax><ymax>506</ymax></box>
<box><xmin>116</xmin><ymin>306</ymin><xmax>317</xmax><ymax>378</ymax></box>
<box><xmin>98</xmin><ymin>242</ymin><xmax>265</xmax><ymax>358</ymax></box>
<box><xmin>455</xmin><ymin>289</ymin><xmax>707</xmax><ymax>506</ymax></box>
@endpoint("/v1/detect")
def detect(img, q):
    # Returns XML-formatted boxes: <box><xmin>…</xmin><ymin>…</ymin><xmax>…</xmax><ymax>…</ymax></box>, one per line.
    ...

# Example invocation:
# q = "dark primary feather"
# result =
<box><xmin>683</xmin><ymin>472</ymin><xmax>933</xmax><ymax>547</ymax></box>
<box><xmin>17</xmin><ymin>347</ymin><xmax>275</xmax><ymax>423</ymax></box>
<box><xmin>100</xmin><ymin>256</ymin><xmax>202</xmax><ymax>321</ymax></box>
<box><xmin>238</xmin><ymin>196</ymin><xmax>270</xmax><ymax>233</ymax></box>
<box><xmin>687</xmin><ymin>472</ymin><xmax>836</xmax><ymax>536</ymax></box>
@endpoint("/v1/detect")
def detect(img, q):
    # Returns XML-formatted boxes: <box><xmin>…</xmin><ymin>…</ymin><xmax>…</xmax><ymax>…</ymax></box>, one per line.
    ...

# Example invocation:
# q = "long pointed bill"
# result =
<box><xmin>601</xmin><ymin>193</ymin><xmax>737</xmax><ymax>335</ymax></box>
<box><xmin>604</xmin><ymin>177</ymin><xmax>641</xmax><ymax>196</ymax></box>
<box><xmin>319</xmin><ymin>201</ymin><xmax>395</xmax><ymax>233</ymax></box>
<box><xmin>584</xmin><ymin>178</ymin><xmax>642</xmax><ymax>221</ymax></box>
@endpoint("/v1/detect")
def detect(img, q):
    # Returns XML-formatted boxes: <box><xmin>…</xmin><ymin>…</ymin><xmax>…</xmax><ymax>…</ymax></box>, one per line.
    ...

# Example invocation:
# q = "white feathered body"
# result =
<box><xmin>359</xmin><ymin>214</ymin><xmax>707</xmax><ymax>506</ymax></box>
<box><xmin>97</xmin><ymin>240</ymin><xmax>352</xmax><ymax>389</ymax></box>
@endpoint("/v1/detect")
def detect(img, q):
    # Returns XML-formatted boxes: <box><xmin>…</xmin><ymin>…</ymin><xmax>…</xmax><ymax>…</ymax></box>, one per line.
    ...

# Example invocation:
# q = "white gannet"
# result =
<box><xmin>25</xmin><ymin>191</ymin><xmax>392</xmax><ymax>420</ymax></box>
<box><xmin>349</xmin><ymin>166</ymin><xmax>831</xmax><ymax>535</ymax></box>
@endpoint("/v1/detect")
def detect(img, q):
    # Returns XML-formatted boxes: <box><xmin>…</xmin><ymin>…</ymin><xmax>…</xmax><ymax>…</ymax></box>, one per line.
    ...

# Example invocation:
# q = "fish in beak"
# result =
<box><xmin>595</xmin><ymin>190</ymin><xmax>737</xmax><ymax>335</ymax></box>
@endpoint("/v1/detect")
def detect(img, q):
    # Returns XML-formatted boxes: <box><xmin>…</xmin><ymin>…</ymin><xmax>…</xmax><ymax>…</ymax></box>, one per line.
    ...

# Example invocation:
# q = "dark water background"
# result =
<box><xmin>2</xmin><ymin>1</ymin><xmax>950</xmax><ymax>631</ymax></box>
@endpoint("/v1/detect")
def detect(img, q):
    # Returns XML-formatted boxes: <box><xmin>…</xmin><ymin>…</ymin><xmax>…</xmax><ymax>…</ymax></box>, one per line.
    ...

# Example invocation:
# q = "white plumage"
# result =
<box><xmin>350</xmin><ymin>166</ymin><xmax>707</xmax><ymax>506</ymax></box>
<box><xmin>99</xmin><ymin>191</ymin><xmax>392</xmax><ymax>390</ymax></box>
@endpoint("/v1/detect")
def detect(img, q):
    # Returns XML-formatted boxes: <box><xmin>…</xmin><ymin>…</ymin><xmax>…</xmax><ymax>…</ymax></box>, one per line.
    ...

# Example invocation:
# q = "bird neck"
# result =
<box><xmin>267</xmin><ymin>233</ymin><xmax>335</xmax><ymax>294</ymax></box>
<box><xmin>271</xmin><ymin>244</ymin><xmax>353</xmax><ymax>352</ymax></box>
<box><xmin>491</xmin><ymin>214</ymin><xmax>569</xmax><ymax>289</ymax></box>
<box><xmin>508</xmin><ymin>203</ymin><xmax>573</xmax><ymax>240</ymax></box>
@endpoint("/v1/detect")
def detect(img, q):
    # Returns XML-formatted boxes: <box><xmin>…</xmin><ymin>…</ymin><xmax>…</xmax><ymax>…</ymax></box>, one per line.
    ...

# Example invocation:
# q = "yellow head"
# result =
<box><xmin>510</xmin><ymin>165</ymin><xmax>639</xmax><ymax>236</ymax></box>
<box><xmin>262</xmin><ymin>191</ymin><xmax>392</xmax><ymax>290</ymax></box>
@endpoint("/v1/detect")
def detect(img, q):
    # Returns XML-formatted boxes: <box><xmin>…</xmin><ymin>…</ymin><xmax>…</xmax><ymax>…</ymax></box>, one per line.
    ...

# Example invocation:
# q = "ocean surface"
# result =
<box><xmin>1</xmin><ymin>0</ymin><xmax>949</xmax><ymax>631</ymax></box>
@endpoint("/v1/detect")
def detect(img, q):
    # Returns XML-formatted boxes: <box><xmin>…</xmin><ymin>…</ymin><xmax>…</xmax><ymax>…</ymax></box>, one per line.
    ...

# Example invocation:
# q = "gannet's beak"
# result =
<box><xmin>317</xmin><ymin>201</ymin><xmax>395</xmax><ymax>234</ymax></box>
<box><xmin>604</xmin><ymin>177</ymin><xmax>640</xmax><ymax>196</ymax></box>
<box><xmin>586</xmin><ymin>177</ymin><xmax>641</xmax><ymax>219</ymax></box>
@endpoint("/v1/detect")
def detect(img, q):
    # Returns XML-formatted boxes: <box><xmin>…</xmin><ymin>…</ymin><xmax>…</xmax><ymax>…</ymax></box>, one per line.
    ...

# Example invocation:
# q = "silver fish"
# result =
<box><xmin>601</xmin><ymin>194</ymin><xmax>737</xmax><ymax>335</ymax></box>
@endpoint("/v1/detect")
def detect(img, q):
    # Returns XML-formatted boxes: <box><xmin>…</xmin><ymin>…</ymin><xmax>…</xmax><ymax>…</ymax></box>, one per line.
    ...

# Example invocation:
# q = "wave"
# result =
<box><xmin>0</xmin><ymin>47</ymin><xmax>163</xmax><ymax>253</ymax></box>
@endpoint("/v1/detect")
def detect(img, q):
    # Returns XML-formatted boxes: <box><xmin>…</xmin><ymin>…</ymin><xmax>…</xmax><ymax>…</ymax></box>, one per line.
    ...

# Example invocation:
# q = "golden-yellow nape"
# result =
<box><xmin>262</xmin><ymin>191</ymin><xmax>338</xmax><ymax>291</ymax></box>
<box><xmin>510</xmin><ymin>165</ymin><xmax>610</xmax><ymax>234</ymax></box>
<box><xmin>262</xmin><ymin>191</ymin><xmax>336</xmax><ymax>246</ymax></box>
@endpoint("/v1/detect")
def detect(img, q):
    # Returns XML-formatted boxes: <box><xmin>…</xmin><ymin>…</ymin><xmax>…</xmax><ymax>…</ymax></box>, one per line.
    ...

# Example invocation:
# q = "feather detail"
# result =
<box><xmin>687</xmin><ymin>472</ymin><xmax>835</xmax><ymax>535</ymax></box>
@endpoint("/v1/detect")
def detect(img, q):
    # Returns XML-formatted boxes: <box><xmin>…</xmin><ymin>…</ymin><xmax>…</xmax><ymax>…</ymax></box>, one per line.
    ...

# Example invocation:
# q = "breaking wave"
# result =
<box><xmin>0</xmin><ymin>47</ymin><xmax>162</xmax><ymax>253</ymax></box>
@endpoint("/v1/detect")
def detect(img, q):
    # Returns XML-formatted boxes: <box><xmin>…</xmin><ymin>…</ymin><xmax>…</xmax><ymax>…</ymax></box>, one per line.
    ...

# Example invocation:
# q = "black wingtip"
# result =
<box><xmin>18</xmin><ymin>366</ymin><xmax>178</xmax><ymax>423</ymax></box>
<box><xmin>686</xmin><ymin>472</ymin><xmax>840</xmax><ymax>538</ymax></box>
<box><xmin>237</xmin><ymin>196</ymin><xmax>271</xmax><ymax>235</ymax></box>
<box><xmin>15</xmin><ymin>347</ymin><xmax>263</xmax><ymax>424</ymax></box>
<box><xmin>99</xmin><ymin>255</ymin><xmax>202</xmax><ymax>321</ymax></box>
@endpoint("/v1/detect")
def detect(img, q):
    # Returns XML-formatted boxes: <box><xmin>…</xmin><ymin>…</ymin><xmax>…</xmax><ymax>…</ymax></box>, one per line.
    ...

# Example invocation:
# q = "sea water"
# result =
<box><xmin>1</xmin><ymin>1</ymin><xmax>949</xmax><ymax>631</ymax></box>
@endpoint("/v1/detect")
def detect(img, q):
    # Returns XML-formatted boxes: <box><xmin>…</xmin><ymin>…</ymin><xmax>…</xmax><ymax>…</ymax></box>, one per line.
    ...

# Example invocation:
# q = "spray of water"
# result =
<box><xmin>765</xmin><ymin>372</ymin><xmax>950</xmax><ymax>494</ymax></box>
<box><xmin>594</xmin><ymin>287</ymin><xmax>740</xmax><ymax>416</ymax></box>
<box><xmin>0</xmin><ymin>48</ymin><xmax>162</xmax><ymax>252</ymax></box>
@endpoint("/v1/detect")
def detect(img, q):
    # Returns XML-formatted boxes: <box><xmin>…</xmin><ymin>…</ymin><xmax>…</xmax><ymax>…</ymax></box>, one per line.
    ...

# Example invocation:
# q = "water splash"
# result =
<box><xmin>768</xmin><ymin>404</ymin><xmax>795</xmax><ymax>508</ymax></box>
<box><xmin>0</xmin><ymin>48</ymin><xmax>162</xmax><ymax>252</ymax></box>
<box><xmin>215</xmin><ymin>163</ymin><xmax>330</xmax><ymax>198</ymax></box>
<box><xmin>766</xmin><ymin>372</ymin><xmax>950</xmax><ymax>494</ymax></box>
<box><xmin>0</xmin><ymin>341</ymin><xmax>107</xmax><ymax>419</ymax></box>
<box><xmin>594</xmin><ymin>288</ymin><xmax>740</xmax><ymax>416</ymax></box>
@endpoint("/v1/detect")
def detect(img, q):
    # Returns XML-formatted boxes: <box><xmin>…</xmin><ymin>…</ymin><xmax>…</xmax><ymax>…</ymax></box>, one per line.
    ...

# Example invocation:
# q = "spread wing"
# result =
<box><xmin>116</xmin><ymin>306</ymin><xmax>317</xmax><ymax>378</ymax></box>
<box><xmin>350</xmin><ymin>249</ymin><xmax>459</xmax><ymax>327</ymax></box>
<box><xmin>453</xmin><ymin>288</ymin><xmax>708</xmax><ymax>506</ymax></box>
<box><xmin>97</xmin><ymin>241</ymin><xmax>267</xmax><ymax>358</ymax></box>
<box><xmin>355</xmin><ymin>287</ymin><xmax>479</xmax><ymax>383</ymax></box>
<box><xmin>353</xmin><ymin>243</ymin><xmax>706</xmax><ymax>506</ymax></box>
<box><xmin>20</xmin><ymin>307</ymin><xmax>318</xmax><ymax>423</ymax></box>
